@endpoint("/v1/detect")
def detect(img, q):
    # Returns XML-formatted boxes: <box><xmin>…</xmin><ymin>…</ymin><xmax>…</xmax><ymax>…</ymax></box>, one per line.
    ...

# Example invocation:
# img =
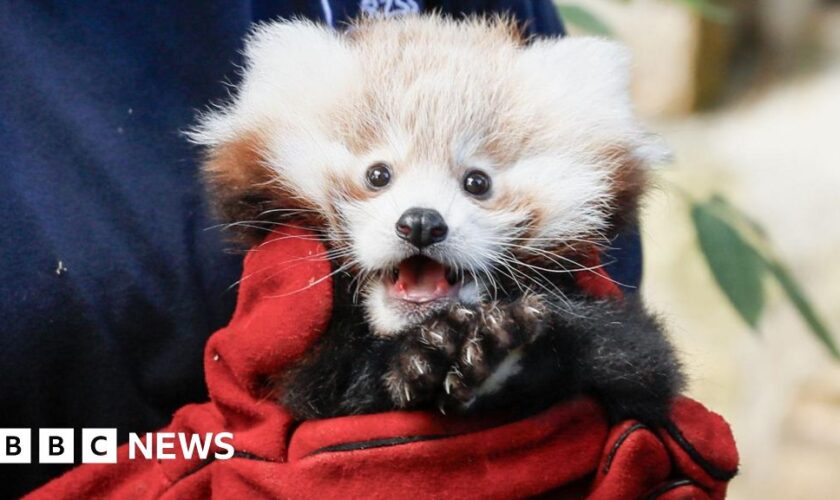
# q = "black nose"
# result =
<box><xmin>395</xmin><ymin>208</ymin><xmax>448</xmax><ymax>248</ymax></box>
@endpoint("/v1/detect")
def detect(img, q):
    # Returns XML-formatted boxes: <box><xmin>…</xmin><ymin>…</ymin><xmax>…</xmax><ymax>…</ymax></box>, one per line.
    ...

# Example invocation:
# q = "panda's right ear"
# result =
<box><xmin>187</xmin><ymin>20</ymin><xmax>359</xmax><ymax>148</ymax></box>
<box><xmin>188</xmin><ymin>20</ymin><xmax>357</xmax><ymax>245</ymax></box>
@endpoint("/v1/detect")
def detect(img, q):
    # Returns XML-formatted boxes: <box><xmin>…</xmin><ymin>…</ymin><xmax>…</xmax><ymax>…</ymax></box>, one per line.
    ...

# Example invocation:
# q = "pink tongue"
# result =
<box><xmin>394</xmin><ymin>257</ymin><xmax>451</xmax><ymax>302</ymax></box>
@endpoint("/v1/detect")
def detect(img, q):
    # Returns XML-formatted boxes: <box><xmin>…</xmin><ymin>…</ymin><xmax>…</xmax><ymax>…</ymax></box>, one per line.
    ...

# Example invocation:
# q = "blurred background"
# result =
<box><xmin>555</xmin><ymin>0</ymin><xmax>840</xmax><ymax>497</ymax></box>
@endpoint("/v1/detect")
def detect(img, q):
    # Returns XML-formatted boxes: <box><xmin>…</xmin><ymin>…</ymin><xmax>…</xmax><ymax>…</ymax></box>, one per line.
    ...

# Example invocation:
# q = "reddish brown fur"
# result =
<box><xmin>202</xmin><ymin>131</ymin><xmax>323</xmax><ymax>245</ymax></box>
<box><xmin>325</xmin><ymin>171</ymin><xmax>372</xmax><ymax>203</ymax></box>
<box><xmin>603</xmin><ymin>145</ymin><xmax>648</xmax><ymax>232</ymax></box>
<box><xmin>485</xmin><ymin>144</ymin><xmax>645</xmax><ymax>276</ymax></box>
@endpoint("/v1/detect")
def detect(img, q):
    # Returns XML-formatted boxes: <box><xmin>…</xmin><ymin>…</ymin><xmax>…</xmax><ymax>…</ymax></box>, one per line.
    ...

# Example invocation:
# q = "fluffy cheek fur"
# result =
<box><xmin>494</xmin><ymin>156</ymin><xmax>613</xmax><ymax>244</ymax></box>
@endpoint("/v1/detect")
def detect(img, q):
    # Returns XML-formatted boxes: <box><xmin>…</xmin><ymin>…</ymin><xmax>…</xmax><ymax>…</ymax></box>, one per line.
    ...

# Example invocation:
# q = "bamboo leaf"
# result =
<box><xmin>691</xmin><ymin>200</ymin><xmax>767</xmax><ymax>328</ymax></box>
<box><xmin>765</xmin><ymin>261</ymin><xmax>840</xmax><ymax>360</ymax></box>
<box><xmin>556</xmin><ymin>4</ymin><xmax>613</xmax><ymax>36</ymax></box>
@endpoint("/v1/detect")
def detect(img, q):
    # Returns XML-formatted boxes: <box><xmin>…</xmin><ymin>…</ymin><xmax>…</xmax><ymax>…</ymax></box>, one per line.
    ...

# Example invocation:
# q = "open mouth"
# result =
<box><xmin>385</xmin><ymin>255</ymin><xmax>460</xmax><ymax>304</ymax></box>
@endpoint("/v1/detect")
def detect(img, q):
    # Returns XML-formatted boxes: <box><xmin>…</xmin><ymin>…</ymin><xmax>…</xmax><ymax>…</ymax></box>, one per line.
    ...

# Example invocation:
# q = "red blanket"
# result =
<box><xmin>29</xmin><ymin>228</ymin><xmax>738</xmax><ymax>499</ymax></box>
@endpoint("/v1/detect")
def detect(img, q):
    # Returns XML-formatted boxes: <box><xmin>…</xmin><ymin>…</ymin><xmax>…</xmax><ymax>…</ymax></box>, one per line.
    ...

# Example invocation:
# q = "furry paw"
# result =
<box><xmin>384</xmin><ymin>295</ymin><xmax>549</xmax><ymax>413</ymax></box>
<box><xmin>383</xmin><ymin>316</ymin><xmax>459</xmax><ymax>408</ymax></box>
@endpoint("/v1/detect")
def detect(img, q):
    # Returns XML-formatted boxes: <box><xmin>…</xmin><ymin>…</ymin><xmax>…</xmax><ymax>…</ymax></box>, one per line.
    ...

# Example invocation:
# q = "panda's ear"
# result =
<box><xmin>187</xmin><ymin>20</ymin><xmax>356</xmax><ymax>243</ymax></box>
<box><xmin>187</xmin><ymin>20</ymin><xmax>360</xmax><ymax>147</ymax></box>
<box><xmin>517</xmin><ymin>36</ymin><xmax>671</xmax><ymax>166</ymax></box>
<box><xmin>518</xmin><ymin>37</ymin><xmax>633</xmax><ymax>115</ymax></box>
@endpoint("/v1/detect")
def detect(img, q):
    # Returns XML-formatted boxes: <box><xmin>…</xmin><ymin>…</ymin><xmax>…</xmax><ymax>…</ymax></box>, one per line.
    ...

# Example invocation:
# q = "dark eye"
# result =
<box><xmin>365</xmin><ymin>162</ymin><xmax>392</xmax><ymax>189</ymax></box>
<box><xmin>463</xmin><ymin>170</ymin><xmax>491</xmax><ymax>197</ymax></box>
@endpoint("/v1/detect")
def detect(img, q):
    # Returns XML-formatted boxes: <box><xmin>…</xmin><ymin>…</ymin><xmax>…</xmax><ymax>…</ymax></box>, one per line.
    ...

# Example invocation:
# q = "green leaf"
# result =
<box><xmin>765</xmin><ymin>261</ymin><xmax>840</xmax><ymax>360</ymax></box>
<box><xmin>672</xmin><ymin>0</ymin><xmax>734</xmax><ymax>24</ymax></box>
<box><xmin>691</xmin><ymin>200</ymin><xmax>767</xmax><ymax>328</ymax></box>
<box><xmin>708</xmin><ymin>194</ymin><xmax>769</xmax><ymax>239</ymax></box>
<box><xmin>690</xmin><ymin>193</ymin><xmax>839</xmax><ymax>360</ymax></box>
<box><xmin>556</xmin><ymin>4</ymin><xmax>613</xmax><ymax>36</ymax></box>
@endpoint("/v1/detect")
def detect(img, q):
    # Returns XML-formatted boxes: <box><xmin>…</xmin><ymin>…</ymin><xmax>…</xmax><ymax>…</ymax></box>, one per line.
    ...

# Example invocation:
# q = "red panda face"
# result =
<box><xmin>189</xmin><ymin>16</ymin><xmax>668</xmax><ymax>335</ymax></box>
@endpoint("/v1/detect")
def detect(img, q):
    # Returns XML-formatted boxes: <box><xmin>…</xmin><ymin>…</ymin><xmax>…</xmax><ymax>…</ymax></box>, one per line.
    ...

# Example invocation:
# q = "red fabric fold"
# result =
<box><xmin>28</xmin><ymin>228</ymin><xmax>738</xmax><ymax>499</ymax></box>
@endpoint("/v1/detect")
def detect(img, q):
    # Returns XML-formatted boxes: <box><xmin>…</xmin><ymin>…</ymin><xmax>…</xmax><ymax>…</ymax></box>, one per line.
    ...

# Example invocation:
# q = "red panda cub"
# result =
<box><xmin>189</xmin><ymin>15</ymin><xmax>683</xmax><ymax>424</ymax></box>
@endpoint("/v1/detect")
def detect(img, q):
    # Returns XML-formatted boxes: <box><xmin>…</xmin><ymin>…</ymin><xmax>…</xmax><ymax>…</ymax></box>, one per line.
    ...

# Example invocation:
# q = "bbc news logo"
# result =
<box><xmin>0</xmin><ymin>429</ymin><xmax>234</xmax><ymax>464</ymax></box>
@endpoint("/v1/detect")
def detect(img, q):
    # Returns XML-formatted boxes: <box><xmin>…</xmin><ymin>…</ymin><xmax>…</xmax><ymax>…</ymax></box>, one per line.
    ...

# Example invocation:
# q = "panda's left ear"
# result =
<box><xmin>520</xmin><ymin>36</ymin><xmax>632</xmax><ymax>104</ymax></box>
<box><xmin>517</xmin><ymin>37</ymin><xmax>672</xmax><ymax>167</ymax></box>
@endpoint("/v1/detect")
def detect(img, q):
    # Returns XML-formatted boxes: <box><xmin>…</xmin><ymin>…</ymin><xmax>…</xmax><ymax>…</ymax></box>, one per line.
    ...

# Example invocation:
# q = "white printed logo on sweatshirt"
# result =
<box><xmin>360</xmin><ymin>0</ymin><xmax>420</xmax><ymax>17</ymax></box>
